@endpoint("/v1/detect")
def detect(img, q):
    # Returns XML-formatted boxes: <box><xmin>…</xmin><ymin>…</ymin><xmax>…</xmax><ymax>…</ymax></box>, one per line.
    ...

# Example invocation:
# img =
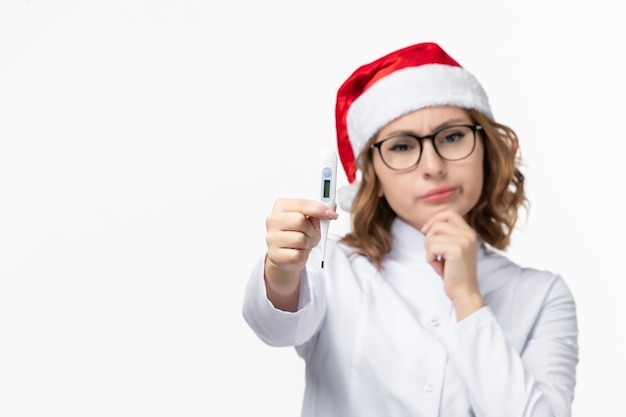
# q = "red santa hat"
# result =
<box><xmin>335</xmin><ymin>42</ymin><xmax>493</xmax><ymax>210</ymax></box>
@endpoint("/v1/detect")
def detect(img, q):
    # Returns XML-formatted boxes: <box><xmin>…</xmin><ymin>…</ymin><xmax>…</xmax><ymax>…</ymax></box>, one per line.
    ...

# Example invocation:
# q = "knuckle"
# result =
<box><xmin>293</xmin><ymin>233</ymin><xmax>310</xmax><ymax>249</ymax></box>
<box><xmin>281</xmin><ymin>249</ymin><xmax>308</xmax><ymax>266</ymax></box>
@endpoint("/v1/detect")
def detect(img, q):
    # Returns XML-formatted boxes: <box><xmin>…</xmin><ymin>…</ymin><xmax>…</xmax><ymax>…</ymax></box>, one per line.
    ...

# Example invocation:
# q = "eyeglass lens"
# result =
<box><xmin>378</xmin><ymin>125</ymin><xmax>476</xmax><ymax>170</ymax></box>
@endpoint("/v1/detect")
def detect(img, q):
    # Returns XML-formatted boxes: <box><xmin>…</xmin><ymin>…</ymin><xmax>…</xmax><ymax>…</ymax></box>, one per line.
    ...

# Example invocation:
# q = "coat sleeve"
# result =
<box><xmin>242</xmin><ymin>255</ymin><xmax>327</xmax><ymax>347</ymax></box>
<box><xmin>437</xmin><ymin>274</ymin><xmax>578</xmax><ymax>417</ymax></box>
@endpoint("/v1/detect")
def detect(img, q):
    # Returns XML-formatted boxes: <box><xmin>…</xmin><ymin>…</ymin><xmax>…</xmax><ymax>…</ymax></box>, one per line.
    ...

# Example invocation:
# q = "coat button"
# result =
<box><xmin>424</xmin><ymin>384</ymin><xmax>433</xmax><ymax>393</ymax></box>
<box><xmin>430</xmin><ymin>319</ymin><xmax>439</xmax><ymax>327</ymax></box>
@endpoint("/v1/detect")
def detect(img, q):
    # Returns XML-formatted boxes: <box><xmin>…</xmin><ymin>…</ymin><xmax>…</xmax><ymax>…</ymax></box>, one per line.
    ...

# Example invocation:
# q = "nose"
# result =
<box><xmin>418</xmin><ymin>139</ymin><xmax>446</xmax><ymax>177</ymax></box>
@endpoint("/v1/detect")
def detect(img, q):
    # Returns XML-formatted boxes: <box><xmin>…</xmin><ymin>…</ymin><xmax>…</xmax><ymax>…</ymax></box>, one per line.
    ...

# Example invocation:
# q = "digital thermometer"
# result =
<box><xmin>319</xmin><ymin>150</ymin><xmax>337</xmax><ymax>268</ymax></box>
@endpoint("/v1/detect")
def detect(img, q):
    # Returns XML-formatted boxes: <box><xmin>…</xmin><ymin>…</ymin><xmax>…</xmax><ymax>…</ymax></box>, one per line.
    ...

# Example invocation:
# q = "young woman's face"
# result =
<box><xmin>372</xmin><ymin>106</ymin><xmax>484</xmax><ymax>230</ymax></box>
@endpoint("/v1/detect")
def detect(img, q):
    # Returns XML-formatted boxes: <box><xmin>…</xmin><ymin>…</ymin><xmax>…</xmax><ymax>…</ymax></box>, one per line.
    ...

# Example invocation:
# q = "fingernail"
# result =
<box><xmin>325</xmin><ymin>210</ymin><xmax>338</xmax><ymax>220</ymax></box>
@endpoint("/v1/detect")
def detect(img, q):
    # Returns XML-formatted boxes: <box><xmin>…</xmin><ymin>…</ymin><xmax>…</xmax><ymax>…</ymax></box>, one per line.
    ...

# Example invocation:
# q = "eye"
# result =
<box><xmin>436</xmin><ymin>127</ymin><xmax>469</xmax><ymax>145</ymax></box>
<box><xmin>383</xmin><ymin>136</ymin><xmax>418</xmax><ymax>152</ymax></box>
<box><xmin>440</xmin><ymin>132</ymin><xmax>463</xmax><ymax>143</ymax></box>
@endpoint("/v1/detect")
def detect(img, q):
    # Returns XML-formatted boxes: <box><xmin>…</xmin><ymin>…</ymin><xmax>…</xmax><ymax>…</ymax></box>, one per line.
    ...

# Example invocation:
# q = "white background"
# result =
<box><xmin>1</xmin><ymin>0</ymin><xmax>624</xmax><ymax>416</ymax></box>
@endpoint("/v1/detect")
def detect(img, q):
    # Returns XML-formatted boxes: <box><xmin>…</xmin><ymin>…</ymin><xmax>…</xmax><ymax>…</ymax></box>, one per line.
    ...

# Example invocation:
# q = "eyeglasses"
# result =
<box><xmin>371</xmin><ymin>124</ymin><xmax>482</xmax><ymax>170</ymax></box>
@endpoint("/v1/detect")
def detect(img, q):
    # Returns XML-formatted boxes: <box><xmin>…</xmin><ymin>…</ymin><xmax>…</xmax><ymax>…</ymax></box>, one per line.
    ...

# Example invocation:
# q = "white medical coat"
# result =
<box><xmin>243</xmin><ymin>219</ymin><xmax>578</xmax><ymax>417</ymax></box>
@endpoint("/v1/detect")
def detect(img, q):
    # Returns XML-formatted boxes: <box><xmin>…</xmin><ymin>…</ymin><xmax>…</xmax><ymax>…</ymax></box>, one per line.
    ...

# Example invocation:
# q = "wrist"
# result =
<box><xmin>453</xmin><ymin>291</ymin><xmax>485</xmax><ymax>322</ymax></box>
<box><xmin>264</xmin><ymin>257</ymin><xmax>302</xmax><ymax>312</ymax></box>
<box><xmin>264</xmin><ymin>256</ymin><xmax>302</xmax><ymax>293</ymax></box>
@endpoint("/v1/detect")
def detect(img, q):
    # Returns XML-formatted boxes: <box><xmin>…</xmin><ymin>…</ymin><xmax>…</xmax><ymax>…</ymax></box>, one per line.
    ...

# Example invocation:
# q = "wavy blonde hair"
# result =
<box><xmin>339</xmin><ymin>109</ymin><xmax>527</xmax><ymax>268</ymax></box>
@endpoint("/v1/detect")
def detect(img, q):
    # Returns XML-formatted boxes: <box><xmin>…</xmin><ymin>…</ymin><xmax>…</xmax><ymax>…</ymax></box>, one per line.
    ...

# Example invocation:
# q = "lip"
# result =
<box><xmin>420</xmin><ymin>186</ymin><xmax>458</xmax><ymax>202</ymax></box>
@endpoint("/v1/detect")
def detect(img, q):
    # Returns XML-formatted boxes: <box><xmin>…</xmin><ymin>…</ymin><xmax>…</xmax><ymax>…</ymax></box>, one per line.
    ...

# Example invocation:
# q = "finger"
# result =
<box><xmin>267</xmin><ymin>211</ymin><xmax>318</xmax><ymax>234</ymax></box>
<box><xmin>420</xmin><ymin>208</ymin><xmax>466</xmax><ymax>233</ymax></box>
<box><xmin>422</xmin><ymin>212</ymin><xmax>473</xmax><ymax>236</ymax></box>
<box><xmin>429</xmin><ymin>257</ymin><xmax>444</xmax><ymax>277</ymax></box>
<box><xmin>424</xmin><ymin>235</ymin><xmax>457</xmax><ymax>261</ymax></box>
<box><xmin>422</xmin><ymin>241</ymin><xmax>446</xmax><ymax>276</ymax></box>
<box><xmin>274</xmin><ymin>198</ymin><xmax>338</xmax><ymax>220</ymax></box>
<box><xmin>269</xmin><ymin>229</ymin><xmax>317</xmax><ymax>251</ymax></box>
<box><xmin>267</xmin><ymin>245</ymin><xmax>311</xmax><ymax>269</ymax></box>
<box><xmin>423</xmin><ymin>220</ymin><xmax>455</xmax><ymax>238</ymax></box>
<box><xmin>266</xmin><ymin>228</ymin><xmax>317</xmax><ymax>268</ymax></box>
<box><xmin>421</xmin><ymin>212</ymin><xmax>449</xmax><ymax>234</ymax></box>
<box><xmin>424</xmin><ymin>234</ymin><xmax>476</xmax><ymax>277</ymax></box>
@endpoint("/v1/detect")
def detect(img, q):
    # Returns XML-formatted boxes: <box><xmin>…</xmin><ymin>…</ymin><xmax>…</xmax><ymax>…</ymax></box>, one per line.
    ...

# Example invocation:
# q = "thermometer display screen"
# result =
<box><xmin>323</xmin><ymin>179</ymin><xmax>331</xmax><ymax>198</ymax></box>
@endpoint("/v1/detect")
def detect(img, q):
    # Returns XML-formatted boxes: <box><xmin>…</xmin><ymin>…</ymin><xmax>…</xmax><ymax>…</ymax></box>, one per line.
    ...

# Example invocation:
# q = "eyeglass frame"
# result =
<box><xmin>370</xmin><ymin>124</ymin><xmax>483</xmax><ymax>171</ymax></box>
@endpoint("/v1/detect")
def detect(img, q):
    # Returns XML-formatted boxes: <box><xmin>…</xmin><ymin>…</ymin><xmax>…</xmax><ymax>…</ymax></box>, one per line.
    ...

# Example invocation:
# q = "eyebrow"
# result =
<box><xmin>381</xmin><ymin>118</ymin><xmax>472</xmax><ymax>138</ymax></box>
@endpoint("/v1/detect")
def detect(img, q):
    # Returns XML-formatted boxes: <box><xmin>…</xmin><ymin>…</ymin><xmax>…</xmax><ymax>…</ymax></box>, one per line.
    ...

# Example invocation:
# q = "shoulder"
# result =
<box><xmin>478</xmin><ymin>244</ymin><xmax>573</xmax><ymax>301</ymax></box>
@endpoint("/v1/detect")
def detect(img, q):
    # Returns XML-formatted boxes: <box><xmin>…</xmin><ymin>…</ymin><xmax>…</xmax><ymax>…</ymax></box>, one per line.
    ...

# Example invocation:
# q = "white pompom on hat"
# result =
<box><xmin>334</xmin><ymin>42</ymin><xmax>493</xmax><ymax>211</ymax></box>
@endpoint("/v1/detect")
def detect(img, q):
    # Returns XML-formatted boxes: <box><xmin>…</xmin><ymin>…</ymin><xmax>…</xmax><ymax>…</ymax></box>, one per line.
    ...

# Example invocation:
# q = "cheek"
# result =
<box><xmin>372</xmin><ymin>157</ymin><xmax>391</xmax><ymax>189</ymax></box>
<box><xmin>373</xmin><ymin>162</ymin><xmax>410</xmax><ymax>198</ymax></box>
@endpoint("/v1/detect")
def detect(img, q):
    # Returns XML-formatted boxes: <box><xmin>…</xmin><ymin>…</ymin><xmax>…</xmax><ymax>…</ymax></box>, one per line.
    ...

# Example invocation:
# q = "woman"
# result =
<box><xmin>243</xmin><ymin>42</ymin><xmax>578</xmax><ymax>417</ymax></box>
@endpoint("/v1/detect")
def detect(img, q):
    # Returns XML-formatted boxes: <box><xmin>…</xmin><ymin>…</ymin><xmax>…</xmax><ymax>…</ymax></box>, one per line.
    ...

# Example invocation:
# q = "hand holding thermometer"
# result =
<box><xmin>319</xmin><ymin>150</ymin><xmax>337</xmax><ymax>269</ymax></box>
